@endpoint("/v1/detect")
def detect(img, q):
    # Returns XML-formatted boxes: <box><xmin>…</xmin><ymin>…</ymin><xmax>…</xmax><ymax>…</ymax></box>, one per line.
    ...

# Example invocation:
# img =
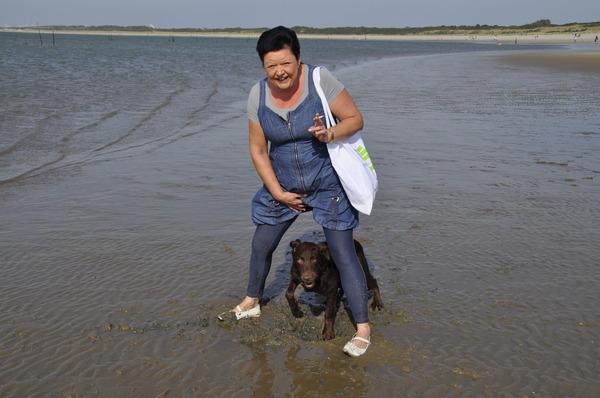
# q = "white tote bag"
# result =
<box><xmin>313</xmin><ymin>66</ymin><xmax>378</xmax><ymax>215</ymax></box>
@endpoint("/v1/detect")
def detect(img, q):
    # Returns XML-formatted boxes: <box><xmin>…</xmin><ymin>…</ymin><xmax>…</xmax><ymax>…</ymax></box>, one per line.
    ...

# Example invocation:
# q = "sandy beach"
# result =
<box><xmin>301</xmin><ymin>32</ymin><xmax>600</xmax><ymax>45</ymax></box>
<box><xmin>7</xmin><ymin>27</ymin><xmax>600</xmax><ymax>45</ymax></box>
<box><xmin>363</xmin><ymin>32</ymin><xmax>600</xmax><ymax>44</ymax></box>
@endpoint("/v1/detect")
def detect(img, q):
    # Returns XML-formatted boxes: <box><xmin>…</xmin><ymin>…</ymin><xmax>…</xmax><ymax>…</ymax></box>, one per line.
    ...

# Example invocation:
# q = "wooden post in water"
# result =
<box><xmin>52</xmin><ymin>30</ymin><xmax>55</xmax><ymax>46</ymax></box>
<box><xmin>38</xmin><ymin>27</ymin><xmax>43</xmax><ymax>45</ymax></box>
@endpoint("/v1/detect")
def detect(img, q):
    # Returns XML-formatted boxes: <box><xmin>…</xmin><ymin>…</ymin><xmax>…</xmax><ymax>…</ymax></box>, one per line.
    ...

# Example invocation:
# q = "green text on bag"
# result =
<box><xmin>356</xmin><ymin>146</ymin><xmax>375</xmax><ymax>170</ymax></box>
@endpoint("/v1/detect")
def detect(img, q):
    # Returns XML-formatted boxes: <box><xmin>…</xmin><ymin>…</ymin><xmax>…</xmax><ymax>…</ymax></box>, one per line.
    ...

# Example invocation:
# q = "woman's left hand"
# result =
<box><xmin>308</xmin><ymin>113</ymin><xmax>329</xmax><ymax>143</ymax></box>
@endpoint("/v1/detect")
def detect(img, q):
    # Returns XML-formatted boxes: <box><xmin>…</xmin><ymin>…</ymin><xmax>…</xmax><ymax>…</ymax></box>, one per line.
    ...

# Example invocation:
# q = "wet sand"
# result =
<box><xmin>1</xmin><ymin>48</ymin><xmax>600</xmax><ymax>397</ymax></box>
<box><xmin>500</xmin><ymin>50</ymin><xmax>600</xmax><ymax>71</ymax></box>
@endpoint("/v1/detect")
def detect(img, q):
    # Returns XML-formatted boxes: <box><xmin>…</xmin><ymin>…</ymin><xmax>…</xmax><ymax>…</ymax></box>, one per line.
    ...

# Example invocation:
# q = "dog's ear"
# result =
<box><xmin>290</xmin><ymin>240</ymin><xmax>301</xmax><ymax>250</ymax></box>
<box><xmin>317</xmin><ymin>242</ymin><xmax>331</xmax><ymax>261</ymax></box>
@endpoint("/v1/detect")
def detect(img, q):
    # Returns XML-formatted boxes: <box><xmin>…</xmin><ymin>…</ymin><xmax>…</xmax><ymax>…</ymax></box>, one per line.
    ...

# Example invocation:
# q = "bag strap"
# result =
<box><xmin>312</xmin><ymin>66</ymin><xmax>337</xmax><ymax>129</ymax></box>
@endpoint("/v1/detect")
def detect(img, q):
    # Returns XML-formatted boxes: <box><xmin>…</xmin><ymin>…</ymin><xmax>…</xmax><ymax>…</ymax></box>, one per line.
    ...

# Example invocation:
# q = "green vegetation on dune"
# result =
<box><xmin>291</xmin><ymin>20</ymin><xmax>600</xmax><ymax>36</ymax></box>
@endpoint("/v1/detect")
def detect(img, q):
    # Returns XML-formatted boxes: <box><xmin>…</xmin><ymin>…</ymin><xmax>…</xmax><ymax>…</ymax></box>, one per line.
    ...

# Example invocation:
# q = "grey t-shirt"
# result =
<box><xmin>247</xmin><ymin>65</ymin><xmax>344</xmax><ymax>122</ymax></box>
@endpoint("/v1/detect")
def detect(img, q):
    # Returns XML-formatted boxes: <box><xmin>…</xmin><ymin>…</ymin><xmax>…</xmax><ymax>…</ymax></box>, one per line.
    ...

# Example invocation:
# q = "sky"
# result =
<box><xmin>2</xmin><ymin>0</ymin><xmax>599</xmax><ymax>29</ymax></box>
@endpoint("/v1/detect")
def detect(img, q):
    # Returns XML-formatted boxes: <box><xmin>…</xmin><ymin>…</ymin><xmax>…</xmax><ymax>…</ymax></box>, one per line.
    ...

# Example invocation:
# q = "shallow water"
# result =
<box><xmin>1</xmin><ymin>33</ymin><xmax>599</xmax><ymax>397</ymax></box>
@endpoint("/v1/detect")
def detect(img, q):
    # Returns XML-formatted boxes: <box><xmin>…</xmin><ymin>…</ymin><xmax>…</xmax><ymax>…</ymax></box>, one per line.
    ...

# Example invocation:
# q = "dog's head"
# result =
<box><xmin>290</xmin><ymin>240</ymin><xmax>330</xmax><ymax>289</ymax></box>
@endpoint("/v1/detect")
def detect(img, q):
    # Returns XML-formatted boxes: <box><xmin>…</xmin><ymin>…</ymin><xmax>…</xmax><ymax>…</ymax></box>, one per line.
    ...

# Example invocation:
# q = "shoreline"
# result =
<box><xmin>4</xmin><ymin>28</ymin><xmax>600</xmax><ymax>45</ymax></box>
<box><xmin>302</xmin><ymin>32</ymin><xmax>600</xmax><ymax>44</ymax></box>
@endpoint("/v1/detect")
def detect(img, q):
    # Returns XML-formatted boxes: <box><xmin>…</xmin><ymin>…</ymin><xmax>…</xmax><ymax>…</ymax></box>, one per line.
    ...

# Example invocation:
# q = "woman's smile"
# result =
<box><xmin>263</xmin><ymin>47</ymin><xmax>301</xmax><ymax>92</ymax></box>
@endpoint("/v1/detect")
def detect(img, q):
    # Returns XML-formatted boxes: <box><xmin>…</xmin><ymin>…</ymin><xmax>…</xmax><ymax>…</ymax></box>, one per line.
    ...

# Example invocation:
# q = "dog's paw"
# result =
<box><xmin>291</xmin><ymin>309</ymin><xmax>304</xmax><ymax>318</ymax></box>
<box><xmin>370</xmin><ymin>300</ymin><xmax>384</xmax><ymax>311</ymax></box>
<box><xmin>322</xmin><ymin>330</ymin><xmax>336</xmax><ymax>340</ymax></box>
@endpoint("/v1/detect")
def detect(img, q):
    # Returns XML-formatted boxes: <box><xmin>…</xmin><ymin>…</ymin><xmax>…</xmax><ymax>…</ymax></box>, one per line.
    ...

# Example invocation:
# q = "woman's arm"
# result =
<box><xmin>309</xmin><ymin>88</ymin><xmax>363</xmax><ymax>143</ymax></box>
<box><xmin>249</xmin><ymin>120</ymin><xmax>307</xmax><ymax>211</ymax></box>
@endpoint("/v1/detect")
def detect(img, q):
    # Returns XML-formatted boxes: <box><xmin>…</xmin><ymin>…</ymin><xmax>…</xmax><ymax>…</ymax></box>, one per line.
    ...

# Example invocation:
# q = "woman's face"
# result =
<box><xmin>263</xmin><ymin>46</ymin><xmax>301</xmax><ymax>92</ymax></box>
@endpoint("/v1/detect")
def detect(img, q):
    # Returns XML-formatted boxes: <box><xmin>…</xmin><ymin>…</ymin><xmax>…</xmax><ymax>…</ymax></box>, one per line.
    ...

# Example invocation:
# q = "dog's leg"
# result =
<box><xmin>368</xmin><ymin>277</ymin><xmax>384</xmax><ymax>311</ymax></box>
<box><xmin>355</xmin><ymin>240</ymin><xmax>384</xmax><ymax>311</ymax></box>
<box><xmin>285</xmin><ymin>280</ymin><xmax>303</xmax><ymax>317</ymax></box>
<box><xmin>322</xmin><ymin>290</ymin><xmax>338</xmax><ymax>340</ymax></box>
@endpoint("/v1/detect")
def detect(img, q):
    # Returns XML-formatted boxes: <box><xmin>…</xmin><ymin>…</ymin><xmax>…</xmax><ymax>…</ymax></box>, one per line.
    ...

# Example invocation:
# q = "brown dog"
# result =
<box><xmin>285</xmin><ymin>239</ymin><xmax>384</xmax><ymax>340</ymax></box>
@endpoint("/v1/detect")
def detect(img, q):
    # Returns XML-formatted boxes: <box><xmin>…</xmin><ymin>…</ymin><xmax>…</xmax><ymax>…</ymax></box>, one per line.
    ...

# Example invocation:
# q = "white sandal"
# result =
<box><xmin>218</xmin><ymin>304</ymin><xmax>261</xmax><ymax>321</ymax></box>
<box><xmin>343</xmin><ymin>334</ymin><xmax>371</xmax><ymax>357</ymax></box>
<box><xmin>234</xmin><ymin>304</ymin><xmax>261</xmax><ymax>320</ymax></box>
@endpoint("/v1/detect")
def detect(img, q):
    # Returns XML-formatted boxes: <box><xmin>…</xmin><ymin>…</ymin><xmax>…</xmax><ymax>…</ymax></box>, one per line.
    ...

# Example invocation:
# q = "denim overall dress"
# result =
<box><xmin>251</xmin><ymin>64</ymin><xmax>359</xmax><ymax>231</ymax></box>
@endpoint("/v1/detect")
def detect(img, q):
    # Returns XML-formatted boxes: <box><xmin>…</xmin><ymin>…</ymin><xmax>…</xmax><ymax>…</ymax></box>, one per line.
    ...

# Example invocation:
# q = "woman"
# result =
<box><xmin>230</xmin><ymin>26</ymin><xmax>372</xmax><ymax>357</ymax></box>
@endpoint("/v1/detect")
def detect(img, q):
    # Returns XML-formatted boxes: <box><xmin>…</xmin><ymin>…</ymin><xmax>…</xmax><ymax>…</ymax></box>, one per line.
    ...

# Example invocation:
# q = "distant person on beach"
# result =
<box><xmin>222</xmin><ymin>26</ymin><xmax>373</xmax><ymax>357</ymax></box>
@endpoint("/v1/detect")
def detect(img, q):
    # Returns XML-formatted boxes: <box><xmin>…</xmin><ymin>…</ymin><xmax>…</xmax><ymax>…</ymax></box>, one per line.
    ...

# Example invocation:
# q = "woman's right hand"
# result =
<box><xmin>275</xmin><ymin>191</ymin><xmax>307</xmax><ymax>212</ymax></box>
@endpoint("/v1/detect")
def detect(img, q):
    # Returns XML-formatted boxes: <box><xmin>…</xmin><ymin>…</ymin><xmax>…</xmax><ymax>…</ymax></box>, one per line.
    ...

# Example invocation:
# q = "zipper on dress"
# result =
<box><xmin>286</xmin><ymin>113</ymin><xmax>307</xmax><ymax>193</ymax></box>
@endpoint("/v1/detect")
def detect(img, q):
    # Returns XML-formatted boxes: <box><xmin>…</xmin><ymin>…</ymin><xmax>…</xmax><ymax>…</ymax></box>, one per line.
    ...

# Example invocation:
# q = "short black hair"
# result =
<box><xmin>256</xmin><ymin>26</ymin><xmax>301</xmax><ymax>63</ymax></box>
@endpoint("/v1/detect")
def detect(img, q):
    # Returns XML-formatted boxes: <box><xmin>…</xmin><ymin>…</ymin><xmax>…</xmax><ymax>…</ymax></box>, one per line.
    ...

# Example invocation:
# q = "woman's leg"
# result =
<box><xmin>323</xmin><ymin>227</ymin><xmax>371</xmax><ymax>346</ymax></box>
<box><xmin>235</xmin><ymin>218</ymin><xmax>295</xmax><ymax>311</ymax></box>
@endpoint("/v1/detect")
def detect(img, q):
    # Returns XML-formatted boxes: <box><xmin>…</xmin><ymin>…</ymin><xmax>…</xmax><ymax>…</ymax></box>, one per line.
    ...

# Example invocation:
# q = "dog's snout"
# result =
<box><xmin>301</xmin><ymin>272</ymin><xmax>317</xmax><ymax>287</ymax></box>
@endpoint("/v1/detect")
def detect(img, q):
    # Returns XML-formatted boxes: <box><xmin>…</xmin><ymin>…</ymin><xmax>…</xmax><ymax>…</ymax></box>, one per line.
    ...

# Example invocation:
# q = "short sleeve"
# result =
<box><xmin>319</xmin><ymin>67</ymin><xmax>345</xmax><ymax>104</ymax></box>
<box><xmin>247</xmin><ymin>82</ymin><xmax>261</xmax><ymax>123</ymax></box>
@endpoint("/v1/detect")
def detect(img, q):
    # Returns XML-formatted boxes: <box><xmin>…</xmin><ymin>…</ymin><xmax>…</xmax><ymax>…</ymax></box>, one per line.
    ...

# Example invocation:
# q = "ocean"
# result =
<box><xmin>1</xmin><ymin>31</ymin><xmax>599</xmax><ymax>397</ymax></box>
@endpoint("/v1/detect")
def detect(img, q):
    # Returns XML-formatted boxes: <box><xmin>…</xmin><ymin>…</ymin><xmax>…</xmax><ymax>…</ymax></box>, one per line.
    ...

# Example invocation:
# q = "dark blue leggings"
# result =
<box><xmin>246</xmin><ymin>219</ymin><xmax>370</xmax><ymax>324</ymax></box>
